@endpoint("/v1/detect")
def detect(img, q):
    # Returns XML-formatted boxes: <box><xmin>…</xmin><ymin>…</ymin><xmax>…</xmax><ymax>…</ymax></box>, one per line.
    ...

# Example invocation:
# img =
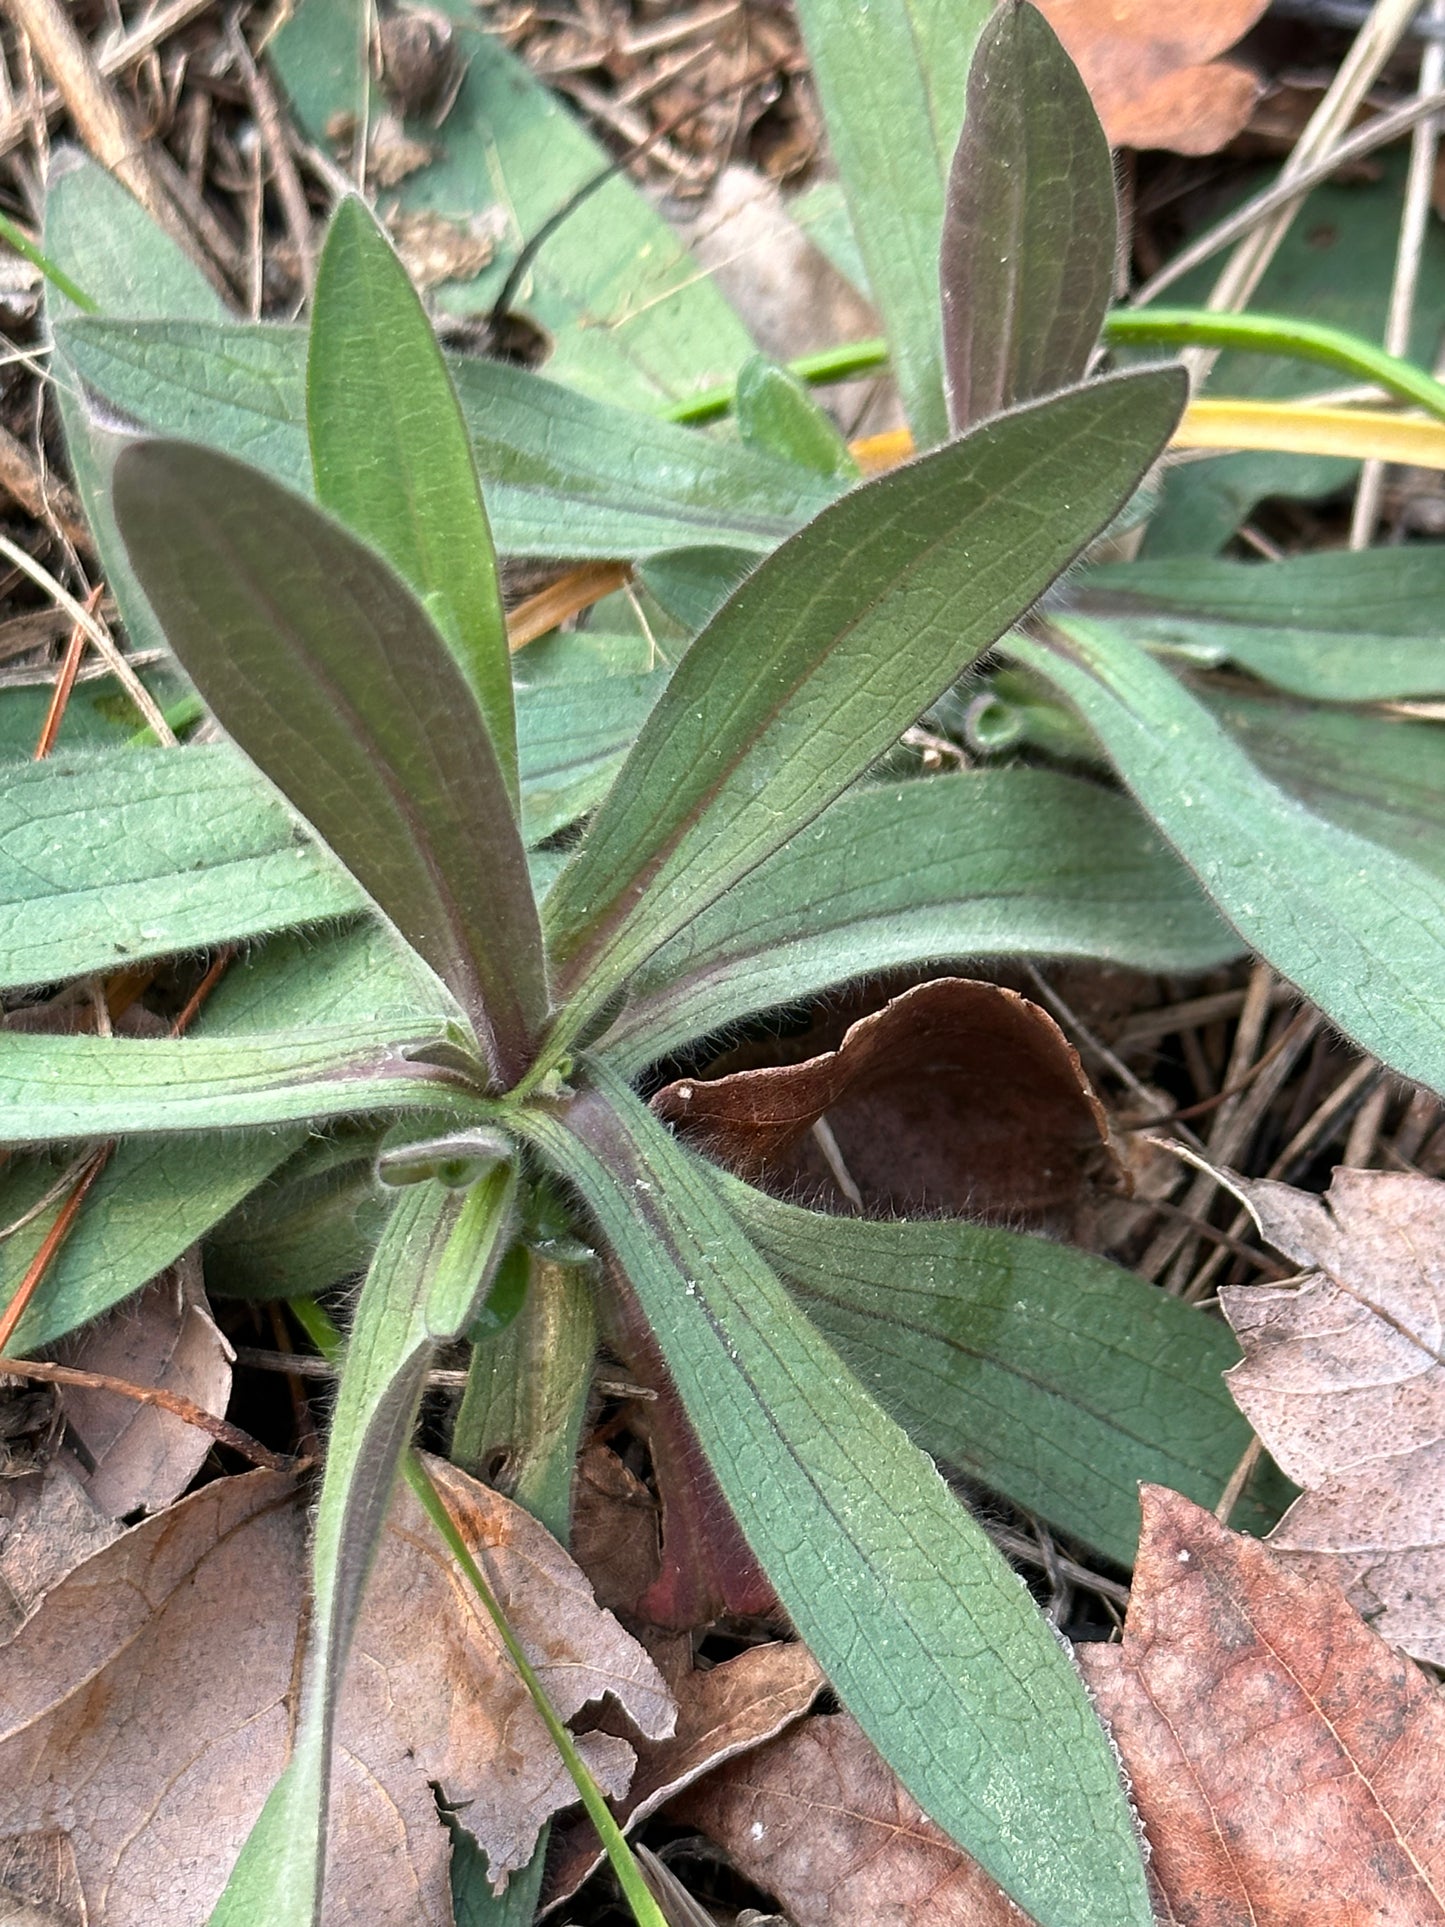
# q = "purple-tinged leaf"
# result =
<box><xmin>113</xmin><ymin>440</ymin><xmax>548</xmax><ymax>1085</ymax></box>
<box><xmin>542</xmin><ymin>369</ymin><xmax>1185</xmax><ymax>1048</ymax></box>
<box><xmin>941</xmin><ymin>0</ymin><xmax>1117</xmax><ymax>432</ymax></box>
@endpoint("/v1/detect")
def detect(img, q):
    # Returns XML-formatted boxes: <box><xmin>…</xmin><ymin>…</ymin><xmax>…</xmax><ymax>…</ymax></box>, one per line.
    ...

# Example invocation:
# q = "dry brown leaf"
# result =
<box><xmin>385</xmin><ymin>207</ymin><xmax>504</xmax><ymax>288</ymax></box>
<box><xmin>1221</xmin><ymin>1167</ymin><xmax>1445</xmax><ymax>1664</ymax></box>
<box><xmin>670</xmin><ymin>1712</ymin><xmax>1022</xmax><ymax>1926</ymax></box>
<box><xmin>545</xmin><ymin>1641</ymin><xmax>825</xmax><ymax>1909</ymax></box>
<box><xmin>53</xmin><ymin>1255</ymin><xmax>231</xmax><ymax>1519</ymax></box>
<box><xmin>0</xmin><ymin>1829</ymin><xmax>85</xmax><ymax>1926</ymax></box>
<box><xmin>654</xmin><ymin>977</ymin><xmax>1116</xmax><ymax>1227</ymax></box>
<box><xmin>0</xmin><ymin>1456</ymin><xmax>673</xmax><ymax>1924</ymax></box>
<box><xmin>0</xmin><ymin>1460</ymin><xmax>119</xmax><ymax>1638</ymax></box>
<box><xmin>1036</xmin><ymin>0</ymin><xmax>1268</xmax><ymax>154</ymax></box>
<box><xmin>1079</xmin><ymin>1486</ymin><xmax>1445</xmax><ymax>1926</ymax></box>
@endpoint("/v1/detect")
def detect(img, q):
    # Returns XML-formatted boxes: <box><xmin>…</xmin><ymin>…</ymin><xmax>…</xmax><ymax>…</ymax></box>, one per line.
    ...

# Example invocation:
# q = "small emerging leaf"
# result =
<box><xmin>735</xmin><ymin>355</ymin><xmax>857</xmax><ymax>479</ymax></box>
<box><xmin>941</xmin><ymin>0</ymin><xmax>1117</xmax><ymax>430</ymax></box>
<box><xmin>308</xmin><ymin>199</ymin><xmax>519</xmax><ymax>797</ymax></box>
<box><xmin>210</xmin><ymin>1169</ymin><xmax>517</xmax><ymax>1927</ymax></box>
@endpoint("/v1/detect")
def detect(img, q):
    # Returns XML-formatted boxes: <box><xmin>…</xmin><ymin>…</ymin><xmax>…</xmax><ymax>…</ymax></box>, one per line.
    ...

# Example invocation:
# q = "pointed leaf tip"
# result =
<box><xmin>113</xmin><ymin>437</ymin><xmax>547</xmax><ymax>1083</ymax></box>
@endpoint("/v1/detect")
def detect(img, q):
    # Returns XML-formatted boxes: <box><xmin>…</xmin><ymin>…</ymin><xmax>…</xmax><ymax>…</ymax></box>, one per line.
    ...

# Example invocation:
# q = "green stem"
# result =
<box><xmin>0</xmin><ymin>209</ymin><xmax>99</xmax><ymax>313</ymax></box>
<box><xmin>1104</xmin><ymin>307</ymin><xmax>1445</xmax><ymax>422</ymax></box>
<box><xmin>666</xmin><ymin>337</ymin><xmax>888</xmax><ymax>423</ymax></box>
<box><xmin>664</xmin><ymin>307</ymin><xmax>1445</xmax><ymax>428</ymax></box>
<box><xmin>403</xmin><ymin>1451</ymin><xmax>670</xmax><ymax>1927</ymax></box>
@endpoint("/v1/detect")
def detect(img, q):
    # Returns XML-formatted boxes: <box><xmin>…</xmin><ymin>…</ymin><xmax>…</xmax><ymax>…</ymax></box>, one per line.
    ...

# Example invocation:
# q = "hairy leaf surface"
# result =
<box><xmin>308</xmin><ymin>200</ymin><xmax>517</xmax><ymax>792</ymax></box>
<box><xmin>728</xmin><ymin>1181</ymin><xmax>1288</xmax><ymax>1564</ymax></box>
<box><xmin>595</xmin><ymin>769</ymin><xmax>1240</xmax><ymax>1072</ymax></box>
<box><xmin>546</xmin><ymin>369</ymin><xmax>1185</xmax><ymax>1041</ymax></box>
<box><xmin>61</xmin><ymin>318</ymin><xmax>834</xmax><ymax>559</ymax></box>
<box><xmin>113</xmin><ymin>442</ymin><xmax>547</xmax><ymax>1080</ymax></box>
<box><xmin>522</xmin><ymin>1068</ymin><xmax>1152</xmax><ymax>1927</ymax></box>
<box><xmin>1015</xmin><ymin>622</ymin><xmax>1445</xmax><ymax>1095</ymax></box>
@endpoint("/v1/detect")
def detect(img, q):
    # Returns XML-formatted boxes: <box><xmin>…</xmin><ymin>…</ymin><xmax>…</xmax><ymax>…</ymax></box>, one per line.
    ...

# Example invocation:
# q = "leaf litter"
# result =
<box><xmin>1222</xmin><ymin>1165</ymin><xmax>1445</xmax><ymax>1664</ymax></box>
<box><xmin>1080</xmin><ymin>1486</ymin><xmax>1445</xmax><ymax>1926</ymax></box>
<box><xmin>0</xmin><ymin>1454</ymin><xmax>673</xmax><ymax>1926</ymax></box>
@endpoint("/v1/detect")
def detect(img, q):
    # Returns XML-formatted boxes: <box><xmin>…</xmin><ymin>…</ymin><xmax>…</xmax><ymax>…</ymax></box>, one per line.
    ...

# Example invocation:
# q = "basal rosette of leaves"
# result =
<box><xmin>11</xmin><ymin>175</ymin><xmax>1194</xmax><ymax>1924</ymax></box>
<box><xmin>8</xmin><ymin>3</ymin><xmax>1445</xmax><ymax>1924</ymax></box>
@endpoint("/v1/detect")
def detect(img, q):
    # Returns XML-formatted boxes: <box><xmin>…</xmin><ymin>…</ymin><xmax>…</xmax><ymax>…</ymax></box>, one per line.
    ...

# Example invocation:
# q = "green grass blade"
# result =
<box><xmin>521</xmin><ymin>1067</ymin><xmax>1153</xmax><ymax>1927</ymax></box>
<box><xmin>541</xmin><ymin>368</ymin><xmax>1186</xmax><ymax>1054</ymax></box>
<box><xmin>404</xmin><ymin>1452</ymin><xmax>669</xmax><ymax>1927</ymax></box>
<box><xmin>112</xmin><ymin>441</ymin><xmax>548</xmax><ymax>1082</ymax></box>
<box><xmin>308</xmin><ymin>199</ymin><xmax>518</xmax><ymax>798</ymax></box>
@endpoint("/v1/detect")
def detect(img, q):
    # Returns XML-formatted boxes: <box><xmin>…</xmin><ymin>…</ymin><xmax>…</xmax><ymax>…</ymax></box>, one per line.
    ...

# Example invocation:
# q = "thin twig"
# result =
<box><xmin>1131</xmin><ymin>84</ymin><xmax>1445</xmax><ymax>306</ymax></box>
<box><xmin>0</xmin><ymin>0</ymin><xmax>215</xmax><ymax>161</ymax></box>
<box><xmin>33</xmin><ymin>579</ymin><xmax>99</xmax><ymax>757</ymax></box>
<box><xmin>0</xmin><ymin>418</ymin><xmax>88</xmax><ymax>545</ymax></box>
<box><xmin>0</xmin><ymin>1355</ymin><xmax>292</xmax><ymax>1470</ymax></box>
<box><xmin>1354</xmin><ymin>0</ymin><xmax>1445</xmax><ymax>543</ymax></box>
<box><xmin>0</xmin><ymin>531</ymin><xmax>175</xmax><ymax>743</ymax></box>
<box><xmin>4</xmin><ymin>0</ymin><xmax>225</xmax><ymax>293</ymax></box>
<box><xmin>1190</xmin><ymin>0</ymin><xmax>1423</xmax><ymax>387</ymax></box>
<box><xmin>227</xmin><ymin>15</ymin><xmax>314</xmax><ymax>297</ymax></box>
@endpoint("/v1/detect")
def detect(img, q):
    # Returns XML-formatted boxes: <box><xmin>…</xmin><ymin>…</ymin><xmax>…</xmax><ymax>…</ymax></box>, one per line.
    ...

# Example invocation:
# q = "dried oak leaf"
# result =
<box><xmin>1079</xmin><ymin>1486</ymin><xmax>1445</xmax><ymax>1926</ymax></box>
<box><xmin>52</xmin><ymin>1254</ymin><xmax>231</xmax><ymax>1519</ymax></box>
<box><xmin>0</xmin><ymin>1260</ymin><xmax>230</xmax><ymax>1638</ymax></box>
<box><xmin>1221</xmin><ymin>1167</ymin><xmax>1445</xmax><ymax>1664</ymax></box>
<box><xmin>1036</xmin><ymin>0</ymin><xmax>1269</xmax><ymax>155</ymax></box>
<box><xmin>669</xmin><ymin>1711</ymin><xmax>1022</xmax><ymax>1926</ymax></box>
<box><xmin>0</xmin><ymin>1456</ymin><xmax>672</xmax><ymax>1925</ymax></box>
<box><xmin>544</xmin><ymin>1641</ymin><xmax>824</xmax><ymax>1909</ymax></box>
<box><xmin>654</xmin><ymin>976</ymin><xmax>1117</xmax><ymax>1228</ymax></box>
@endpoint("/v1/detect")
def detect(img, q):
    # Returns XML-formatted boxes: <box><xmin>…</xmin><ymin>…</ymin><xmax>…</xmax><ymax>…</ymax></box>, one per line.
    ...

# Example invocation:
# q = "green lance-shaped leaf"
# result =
<box><xmin>1</xmin><ymin>922</ymin><xmax>435</xmax><ymax>1351</ymax></box>
<box><xmin>940</xmin><ymin>0</ymin><xmax>1117</xmax><ymax>431</ymax></box>
<box><xmin>59</xmin><ymin>315</ymin><xmax>838</xmax><ymax>561</ymax></box>
<box><xmin>0</xmin><ymin>683</ymin><xmax>649</xmax><ymax>993</ymax></box>
<box><xmin>1207</xmin><ymin>687</ymin><xmax>1445</xmax><ymax>882</ymax></box>
<box><xmin>521</xmin><ymin>1066</ymin><xmax>1153</xmax><ymax>1927</ymax></box>
<box><xmin>593</xmin><ymin>768</ymin><xmax>1241</xmax><ymax>1073</ymax></box>
<box><xmin>726</xmin><ymin>1180</ymin><xmax>1289</xmax><ymax>1565</ymax></box>
<box><xmin>1012</xmin><ymin>621</ymin><xmax>1445</xmax><ymax>1097</ymax></box>
<box><xmin>209</xmin><ymin>1165</ymin><xmax>517</xmax><ymax>1927</ymax></box>
<box><xmin>1</xmin><ymin>1133</ymin><xmax>303</xmax><ymax>1353</ymax></box>
<box><xmin>0</xmin><ymin>1021</ymin><xmax>482</xmax><ymax>1143</ymax></box>
<box><xmin>542</xmin><ymin>367</ymin><xmax>1185</xmax><ymax>1049</ymax></box>
<box><xmin>112</xmin><ymin>441</ymin><xmax>548</xmax><ymax>1084</ymax></box>
<box><xmin>1080</xmin><ymin>547</ymin><xmax>1445</xmax><ymax>702</ymax></box>
<box><xmin>307</xmin><ymin>199</ymin><xmax>519</xmax><ymax>799</ymax></box>
<box><xmin>0</xmin><ymin>745</ymin><xmax>366</xmax><ymax>990</ymax></box>
<box><xmin>793</xmin><ymin>0</ymin><xmax>993</xmax><ymax>445</ymax></box>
